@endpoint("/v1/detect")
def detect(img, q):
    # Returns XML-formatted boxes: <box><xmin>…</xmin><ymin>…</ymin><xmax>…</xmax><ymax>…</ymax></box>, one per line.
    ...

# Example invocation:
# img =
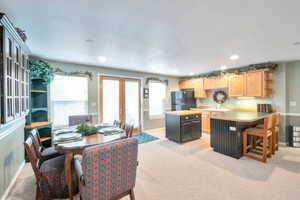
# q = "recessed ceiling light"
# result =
<box><xmin>230</xmin><ymin>54</ymin><xmax>239</xmax><ymax>60</ymax></box>
<box><xmin>189</xmin><ymin>72</ymin><xmax>195</xmax><ymax>76</ymax></box>
<box><xmin>85</xmin><ymin>39</ymin><xmax>94</xmax><ymax>43</ymax></box>
<box><xmin>293</xmin><ymin>42</ymin><xmax>300</xmax><ymax>46</ymax></box>
<box><xmin>220</xmin><ymin>65</ymin><xmax>227</xmax><ymax>70</ymax></box>
<box><xmin>98</xmin><ymin>56</ymin><xmax>107</xmax><ymax>62</ymax></box>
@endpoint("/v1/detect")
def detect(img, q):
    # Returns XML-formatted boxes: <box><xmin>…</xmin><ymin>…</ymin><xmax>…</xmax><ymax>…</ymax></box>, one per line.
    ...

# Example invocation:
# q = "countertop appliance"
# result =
<box><xmin>171</xmin><ymin>89</ymin><xmax>196</xmax><ymax>111</ymax></box>
<box><xmin>165</xmin><ymin>113</ymin><xmax>201</xmax><ymax>143</ymax></box>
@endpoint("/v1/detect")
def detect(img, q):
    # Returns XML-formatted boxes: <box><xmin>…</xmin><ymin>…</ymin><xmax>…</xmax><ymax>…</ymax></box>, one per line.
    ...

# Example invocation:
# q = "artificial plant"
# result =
<box><xmin>29</xmin><ymin>59</ymin><xmax>54</xmax><ymax>84</ymax></box>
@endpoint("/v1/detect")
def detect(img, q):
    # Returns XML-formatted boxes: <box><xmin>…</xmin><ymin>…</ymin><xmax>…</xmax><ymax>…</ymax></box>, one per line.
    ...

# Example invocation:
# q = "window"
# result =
<box><xmin>149</xmin><ymin>81</ymin><xmax>166</xmax><ymax>118</ymax></box>
<box><xmin>50</xmin><ymin>75</ymin><xmax>88</xmax><ymax>127</ymax></box>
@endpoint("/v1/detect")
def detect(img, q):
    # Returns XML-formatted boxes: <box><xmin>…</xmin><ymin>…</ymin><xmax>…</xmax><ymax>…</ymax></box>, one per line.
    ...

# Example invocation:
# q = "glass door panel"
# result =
<box><xmin>102</xmin><ymin>79</ymin><xmax>119</xmax><ymax>123</ymax></box>
<box><xmin>125</xmin><ymin>80</ymin><xmax>140</xmax><ymax>128</ymax></box>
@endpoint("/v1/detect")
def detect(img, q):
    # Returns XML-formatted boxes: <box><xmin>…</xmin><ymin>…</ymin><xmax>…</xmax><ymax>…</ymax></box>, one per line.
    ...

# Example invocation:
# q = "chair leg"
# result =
<box><xmin>130</xmin><ymin>189</ymin><xmax>135</xmax><ymax>200</ymax></box>
<box><xmin>36</xmin><ymin>184</ymin><xmax>41</xmax><ymax>200</ymax></box>
<box><xmin>262</xmin><ymin>135</ymin><xmax>267</xmax><ymax>163</ymax></box>
<box><xmin>243</xmin><ymin>132</ymin><xmax>248</xmax><ymax>155</ymax></box>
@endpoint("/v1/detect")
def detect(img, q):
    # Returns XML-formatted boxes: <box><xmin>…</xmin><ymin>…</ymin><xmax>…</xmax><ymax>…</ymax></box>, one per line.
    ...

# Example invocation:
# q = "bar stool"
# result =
<box><xmin>243</xmin><ymin>114</ymin><xmax>274</xmax><ymax>163</ymax></box>
<box><xmin>255</xmin><ymin>113</ymin><xmax>280</xmax><ymax>154</ymax></box>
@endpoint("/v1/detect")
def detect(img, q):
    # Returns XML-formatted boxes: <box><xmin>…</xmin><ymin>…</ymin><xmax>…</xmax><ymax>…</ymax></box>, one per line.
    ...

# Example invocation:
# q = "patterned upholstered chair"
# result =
<box><xmin>30</xmin><ymin>129</ymin><xmax>61</xmax><ymax>165</ymax></box>
<box><xmin>24</xmin><ymin>136</ymin><xmax>78</xmax><ymax>200</ymax></box>
<box><xmin>69</xmin><ymin>114</ymin><xmax>92</xmax><ymax>126</ymax></box>
<box><xmin>74</xmin><ymin>138</ymin><xmax>139</xmax><ymax>200</ymax></box>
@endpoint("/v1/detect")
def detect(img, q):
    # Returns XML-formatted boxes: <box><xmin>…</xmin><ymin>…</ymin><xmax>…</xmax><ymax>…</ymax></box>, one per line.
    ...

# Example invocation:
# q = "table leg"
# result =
<box><xmin>65</xmin><ymin>152</ymin><xmax>74</xmax><ymax>200</ymax></box>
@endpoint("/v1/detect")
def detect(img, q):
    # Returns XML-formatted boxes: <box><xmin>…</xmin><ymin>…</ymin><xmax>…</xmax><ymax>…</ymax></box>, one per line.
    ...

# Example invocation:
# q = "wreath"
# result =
<box><xmin>213</xmin><ymin>90</ymin><xmax>228</xmax><ymax>104</ymax></box>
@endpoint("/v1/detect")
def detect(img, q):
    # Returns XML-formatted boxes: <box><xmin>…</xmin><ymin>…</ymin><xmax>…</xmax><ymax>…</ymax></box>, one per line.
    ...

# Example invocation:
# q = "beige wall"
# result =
<box><xmin>44</xmin><ymin>59</ymin><xmax>179</xmax><ymax>130</ymax></box>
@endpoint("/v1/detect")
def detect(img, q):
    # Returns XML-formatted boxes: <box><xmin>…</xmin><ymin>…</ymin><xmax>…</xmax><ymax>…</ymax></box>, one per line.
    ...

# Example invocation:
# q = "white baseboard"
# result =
<box><xmin>1</xmin><ymin>161</ymin><xmax>25</xmax><ymax>200</ymax></box>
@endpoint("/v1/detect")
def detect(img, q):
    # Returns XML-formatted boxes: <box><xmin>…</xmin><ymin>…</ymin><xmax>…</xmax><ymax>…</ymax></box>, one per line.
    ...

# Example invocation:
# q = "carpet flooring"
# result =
<box><xmin>7</xmin><ymin>128</ymin><xmax>300</xmax><ymax>200</ymax></box>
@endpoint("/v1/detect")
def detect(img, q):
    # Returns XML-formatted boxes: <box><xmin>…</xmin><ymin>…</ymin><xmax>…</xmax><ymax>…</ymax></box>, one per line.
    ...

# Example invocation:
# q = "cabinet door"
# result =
<box><xmin>228</xmin><ymin>74</ymin><xmax>244</xmax><ymax>97</ymax></box>
<box><xmin>245</xmin><ymin>71</ymin><xmax>263</xmax><ymax>97</ymax></box>
<box><xmin>179</xmin><ymin>79</ymin><xmax>193</xmax><ymax>90</ymax></box>
<box><xmin>202</xmin><ymin>112</ymin><xmax>211</xmax><ymax>133</ymax></box>
<box><xmin>204</xmin><ymin>78</ymin><xmax>216</xmax><ymax>90</ymax></box>
<box><xmin>193</xmin><ymin>78</ymin><xmax>207</xmax><ymax>98</ymax></box>
<box><xmin>3</xmin><ymin>30</ymin><xmax>15</xmax><ymax>122</ymax></box>
<box><xmin>215</xmin><ymin>75</ymin><xmax>228</xmax><ymax>88</ymax></box>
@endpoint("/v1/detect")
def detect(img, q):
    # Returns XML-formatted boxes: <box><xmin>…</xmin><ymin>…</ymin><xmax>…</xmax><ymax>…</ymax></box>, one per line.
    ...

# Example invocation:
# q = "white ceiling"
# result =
<box><xmin>1</xmin><ymin>0</ymin><xmax>300</xmax><ymax>76</ymax></box>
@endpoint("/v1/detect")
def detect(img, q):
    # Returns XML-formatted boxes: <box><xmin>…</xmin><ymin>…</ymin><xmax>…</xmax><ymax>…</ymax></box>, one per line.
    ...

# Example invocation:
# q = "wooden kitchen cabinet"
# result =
<box><xmin>228</xmin><ymin>74</ymin><xmax>244</xmax><ymax>97</ymax></box>
<box><xmin>179</xmin><ymin>79</ymin><xmax>193</xmax><ymax>90</ymax></box>
<box><xmin>202</xmin><ymin>112</ymin><xmax>211</xmax><ymax>133</ymax></box>
<box><xmin>193</xmin><ymin>78</ymin><xmax>207</xmax><ymax>98</ymax></box>
<box><xmin>245</xmin><ymin>71</ymin><xmax>263</xmax><ymax>97</ymax></box>
<box><xmin>204</xmin><ymin>77</ymin><xmax>216</xmax><ymax>90</ymax></box>
<box><xmin>215</xmin><ymin>75</ymin><xmax>228</xmax><ymax>88</ymax></box>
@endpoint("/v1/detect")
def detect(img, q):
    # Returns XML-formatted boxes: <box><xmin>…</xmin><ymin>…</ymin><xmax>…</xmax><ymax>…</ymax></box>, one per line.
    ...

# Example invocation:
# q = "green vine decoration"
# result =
<box><xmin>29</xmin><ymin>60</ymin><xmax>54</xmax><ymax>84</ymax></box>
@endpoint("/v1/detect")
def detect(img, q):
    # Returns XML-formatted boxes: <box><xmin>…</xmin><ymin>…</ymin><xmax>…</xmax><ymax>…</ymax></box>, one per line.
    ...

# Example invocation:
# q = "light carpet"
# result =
<box><xmin>7</xmin><ymin>128</ymin><xmax>300</xmax><ymax>200</ymax></box>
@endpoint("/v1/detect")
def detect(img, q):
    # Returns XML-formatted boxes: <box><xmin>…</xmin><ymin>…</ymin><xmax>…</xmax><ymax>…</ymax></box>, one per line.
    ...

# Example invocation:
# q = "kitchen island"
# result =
<box><xmin>165</xmin><ymin>110</ymin><xmax>202</xmax><ymax>143</ymax></box>
<box><xmin>210</xmin><ymin>111</ymin><xmax>273</xmax><ymax>159</ymax></box>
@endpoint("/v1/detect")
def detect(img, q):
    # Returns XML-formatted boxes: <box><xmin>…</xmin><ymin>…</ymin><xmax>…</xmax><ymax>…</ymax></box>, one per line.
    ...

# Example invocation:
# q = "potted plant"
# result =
<box><xmin>29</xmin><ymin>59</ymin><xmax>54</xmax><ymax>84</ymax></box>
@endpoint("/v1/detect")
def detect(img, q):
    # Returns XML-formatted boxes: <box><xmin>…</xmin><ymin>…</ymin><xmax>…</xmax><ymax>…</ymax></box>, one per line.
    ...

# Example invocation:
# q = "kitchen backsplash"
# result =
<box><xmin>197</xmin><ymin>89</ymin><xmax>272</xmax><ymax>109</ymax></box>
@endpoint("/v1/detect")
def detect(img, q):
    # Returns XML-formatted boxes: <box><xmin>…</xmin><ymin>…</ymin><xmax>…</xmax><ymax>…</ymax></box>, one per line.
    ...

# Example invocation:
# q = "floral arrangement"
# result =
<box><xmin>76</xmin><ymin>123</ymin><xmax>100</xmax><ymax>136</ymax></box>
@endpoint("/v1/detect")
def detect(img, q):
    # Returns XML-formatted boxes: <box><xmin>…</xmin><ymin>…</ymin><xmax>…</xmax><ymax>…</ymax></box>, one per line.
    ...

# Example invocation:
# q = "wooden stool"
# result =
<box><xmin>255</xmin><ymin>113</ymin><xmax>280</xmax><ymax>154</ymax></box>
<box><xmin>243</xmin><ymin>114</ymin><xmax>274</xmax><ymax>163</ymax></box>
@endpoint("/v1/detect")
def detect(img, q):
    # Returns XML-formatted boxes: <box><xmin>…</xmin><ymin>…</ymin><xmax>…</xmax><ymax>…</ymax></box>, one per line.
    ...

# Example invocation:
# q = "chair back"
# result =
<box><xmin>113</xmin><ymin>120</ymin><xmax>120</xmax><ymax>127</ymax></box>
<box><xmin>30</xmin><ymin>129</ymin><xmax>43</xmax><ymax>159</ymax></box>
<box><xmin>69</xmin><ymin>115</ymin><xmax>92</xmax><ymax>126</ymax></box>
<box><xmin>81</xmin><ymin>138</ymin><xmax>138</xmax><ymax>200</ymax></box>
<box><xmin>125</xmin><ymin>123</ymin><xmax>134</xmax><ymax>138</ymax></box>
<box><xmin>24</xmin><ymin>136</ymin><xmax>42</xmax><ymax>180</ymax></box>
<box><xmin>264</xmin><ymin>114</ymin><xmax>274</xmax><ymax>131</ymax></box>
<box><xmin>275</xmin><ymin>113</ymin><xmax>280</xmax><ymax>127</ymax></box>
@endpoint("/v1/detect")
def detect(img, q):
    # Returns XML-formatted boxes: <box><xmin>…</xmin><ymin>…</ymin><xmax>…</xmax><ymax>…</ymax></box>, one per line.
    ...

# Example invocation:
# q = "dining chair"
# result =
<box><xmin>30</xmin><ymin>129</ymin><xmax>61</xmax><ymax>165</ymax></box>
<box><xmin>74</xmin><ymin>138</ymin><xmax>139</xmax><ymax>200</ymax></box>
<box><xmin>113</xmin><ymin>120</ymin><xmax>125</xmax><ymax>129</ymax></box>
<box><xmin>24</xmin><ymin>136</ymin><xmax>78</xmax><ymax>200</ymax></box>
<box><xmin>69</xmin><ymin>114</ymin><xmax>92</xmax><ymax>126</ymax></box>
<box><xmin>124</xmin><ymin>123</ymin><xmax>134</xmax><ymax>138</ymax></box>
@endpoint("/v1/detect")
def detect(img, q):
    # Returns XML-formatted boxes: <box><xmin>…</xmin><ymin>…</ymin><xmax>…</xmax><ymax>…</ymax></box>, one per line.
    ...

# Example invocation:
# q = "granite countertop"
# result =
<box><xmin>165</xmin><ymin>110</ymin><xmax>202</xmax><ymax>116</ymax></box>
<box><xmin>211</xmin><ymin>111</ymin><xmax>273</xmax><ymax>122</ymax></box>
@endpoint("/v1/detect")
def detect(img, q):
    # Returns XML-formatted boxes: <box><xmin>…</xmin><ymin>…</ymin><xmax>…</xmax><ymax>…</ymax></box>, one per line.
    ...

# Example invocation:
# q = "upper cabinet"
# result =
<box><xmin>228</xmin><ymin>74</ymin><xmax>244</xmax><ymax>97</ymax></box>
<box><xmin>193</xmin><ymin>78</ymin><xmax>207</xmax><ymax>98</ymax></box>
<box><xmin>245</xmin><ymin>70</ymin><xmax>273</xmax><ymax>98</ymax></box>
<box><xmin>245</xmin><ymin>71</ymin><xmax>263</xmax><ymax>97</ymax></box>
<box><xmin>179</xmin><ymin>78</ymin><xmax>206</xmax><ymax>98</ymax></box>
<box><xmin>179</xmin><ymin>70</ymin><xmax>273</xmax><ymax>99</ymax></box>
<box><xmin>0</xmin><ymin>13</ymin><xmax>30</xmax><ymax>124</ymax></box>
<box><xmin>215</xmin><ymin>75</ymin><xmax>228</xmax><ymax>88</ymax></box>
<box><xmin>204</xmin><ymin>77</ymin><xmax>216</xmax><ymax>90</ymax></box>
<box><xmin>179</xmin><ymin>79</ymin><xmax>193</xmax><ymax>90</ymax></box>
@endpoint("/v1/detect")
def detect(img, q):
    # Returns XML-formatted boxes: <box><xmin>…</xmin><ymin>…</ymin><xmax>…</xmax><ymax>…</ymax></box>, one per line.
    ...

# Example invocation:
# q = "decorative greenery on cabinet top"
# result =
<box><xmin>29</xmin><ymin>59</ymin><xmax>54</xmax><ymax>84</ymax></box>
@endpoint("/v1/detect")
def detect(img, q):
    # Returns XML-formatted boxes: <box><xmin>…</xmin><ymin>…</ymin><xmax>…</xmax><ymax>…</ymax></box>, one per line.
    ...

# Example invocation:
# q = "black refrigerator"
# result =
<box><xmin>171</xmin><ymin>89</ymin><xmax>196</xmax><ymax>111</ymax></box>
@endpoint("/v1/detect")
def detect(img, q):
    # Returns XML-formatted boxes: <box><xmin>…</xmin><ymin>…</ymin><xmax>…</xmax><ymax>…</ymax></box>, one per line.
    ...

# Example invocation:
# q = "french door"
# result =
<box><xmin>99</xmin><ymin>76</ymin><xmax>141</xmax><ymax>131</ymax></box>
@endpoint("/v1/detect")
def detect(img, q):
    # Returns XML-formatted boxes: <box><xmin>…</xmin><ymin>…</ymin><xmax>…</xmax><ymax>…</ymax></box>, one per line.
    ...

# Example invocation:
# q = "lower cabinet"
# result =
<box><xmin>166</xmin><ymin>114</ymin><xmax>202</xmax><ymax>143</ymax></box>
<box><xmin>202</xmin><ymin>112</ymin><xmax>211</xmax><ymax>133</ymax></box>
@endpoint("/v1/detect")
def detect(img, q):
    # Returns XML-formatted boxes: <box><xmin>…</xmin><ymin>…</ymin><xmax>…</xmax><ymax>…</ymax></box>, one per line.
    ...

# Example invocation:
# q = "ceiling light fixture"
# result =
<box><xmin>98</xmin><ymin>56</ymin><xmax>107</xmax><ymax>62</ymax></box>
<box><xmin>220</xmin><ymin>65</ymin><xmax>227</xmax><ymax>70</ymax></box>
<box><xmin>230</xmin><ymin>54</ymin><xmax>239</xmax><ymax>60</ymax></box>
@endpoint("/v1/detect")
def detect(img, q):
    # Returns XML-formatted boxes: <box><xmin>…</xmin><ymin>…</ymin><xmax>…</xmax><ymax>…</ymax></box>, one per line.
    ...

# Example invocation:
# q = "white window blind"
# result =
<box><xmin>50</xmin><ymin>75</ymin><xmax>88</xmax><ymax>127</ymax></box>
<box><xmin>149</xmin><ymin>81</ymin><xmax>166</xmax><ymax>118</ymax></box>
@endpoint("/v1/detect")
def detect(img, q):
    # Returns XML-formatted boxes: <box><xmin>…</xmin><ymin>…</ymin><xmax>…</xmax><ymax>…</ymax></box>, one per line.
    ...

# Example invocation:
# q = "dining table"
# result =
<box><xmin>53</xmin><ymin>125</ymin><xmax>126</xmax><ymax>200</ymax></box>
